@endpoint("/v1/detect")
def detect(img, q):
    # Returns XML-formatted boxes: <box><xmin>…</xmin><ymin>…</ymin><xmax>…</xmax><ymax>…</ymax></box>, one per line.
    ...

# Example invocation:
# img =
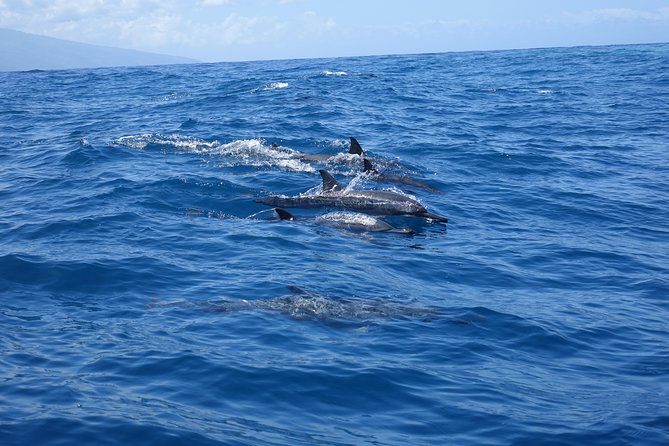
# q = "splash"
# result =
<box><xmin>322</xmin><ymin>152</ymin><xmax>364</xmax><ymax>168</ymax></box>
<box><xmin>321</xmin><ymin>71</ymin><xmax>347</xmax><ymax>76</ymax></box>
<box><xmin>253</xmin><ymin>81</ymin><xmax>289</xmax><ymax>92</ymax></box>
<box><xmin>213</xmin><ymin>139</ymin><xmax>315</xmax><ymax>172</ymax></box>
<box><xmin>113</xmin><ymin>133</ymin><xmax>217</xmax><ymax>152</ymax></box>
<box><xmin>316</xmin><ymin>212</ymin><xmax>379</xmax><ymax>226</ymax></box>
<box><xmin>112</xmin><ymin>134</ymin><xmax>315</xmax><ymax>172</ymax></box>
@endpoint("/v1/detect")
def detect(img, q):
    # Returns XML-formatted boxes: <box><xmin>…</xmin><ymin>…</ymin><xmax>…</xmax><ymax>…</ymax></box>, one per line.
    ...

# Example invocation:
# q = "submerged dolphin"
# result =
<box><xmin>363</xmin><ymin>158</ymin><xmax>438</xmax><ymax>193</ymax></box>
<box><xmin>147</xmin><ymin>286</ymin><xmax>440</xmax><ymax>323</ymax></box>
<box><xmin>270</xmin><ymin>137</ymin><xmax>364</xmax><ymax>163</ymax></box>
<box><xmin>274</xmin><ymin>208</ymin><xmax>414</xmax><ymax>234</ymax></box>
<box><xmin>255</xmin><ymin>170</ymin><xmax>448</xmax><ymax>222</ymax></box>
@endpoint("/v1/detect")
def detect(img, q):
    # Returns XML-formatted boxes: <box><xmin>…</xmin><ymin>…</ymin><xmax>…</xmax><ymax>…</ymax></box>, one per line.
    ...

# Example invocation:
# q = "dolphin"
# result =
<box><xmin>363</xmin><ymin>158</ymin><xmax>439</xmax><ymax>193</ymax></box>
<box><xmin>270</xmin><ymin>137</ymin><xmax>364</xmax><ymax>163</ymax></box>
<box><xmin>255</xmin><ymin>170</ymin><xmax>448</xmax><ymax>222</ymax></box>
<box><xmin>274</xmin><ymin>208</ymin><xmax>414</xmax><ymax>234</ymax></box>
<box><xmin>147</xmin><ymin>286</ymin><xmax>441</xmax><ymax>324</ymax></box>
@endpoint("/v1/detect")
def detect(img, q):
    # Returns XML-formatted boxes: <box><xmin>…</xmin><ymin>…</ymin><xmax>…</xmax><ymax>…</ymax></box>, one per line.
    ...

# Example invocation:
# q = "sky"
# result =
<box><xmin>1</xmin><ymin>0</ymin><xmax>668</xmax><ymax>62</ymax></box>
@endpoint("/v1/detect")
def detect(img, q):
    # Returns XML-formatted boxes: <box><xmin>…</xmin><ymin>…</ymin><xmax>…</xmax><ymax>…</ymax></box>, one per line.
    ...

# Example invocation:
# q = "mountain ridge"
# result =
<box><xmin>0</xmin><ymin>28</ymin><xmax>199</xmax><ymax>72</ymax></box>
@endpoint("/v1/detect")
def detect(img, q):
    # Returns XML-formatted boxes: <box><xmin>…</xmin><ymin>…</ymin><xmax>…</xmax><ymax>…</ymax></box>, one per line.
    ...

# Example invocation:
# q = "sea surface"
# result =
<box><xmin>1</xmin><ymin>43</ymin><xmax>668</xmax><ymax>445</ymax></box>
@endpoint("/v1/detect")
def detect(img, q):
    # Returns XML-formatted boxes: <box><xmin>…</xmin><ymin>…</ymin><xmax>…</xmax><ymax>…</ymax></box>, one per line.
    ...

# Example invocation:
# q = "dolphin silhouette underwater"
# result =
<box><xmin>147</xmin><ymin>286</ymin><xmax>441</xmax><ymax>323</ymax></box>
<box><xmin>274</xmin><ymin>208</ymin><xmax>414</xmax><ymax>234</ymax></box>
<box><xmin>255</xmin><ymin>170</ymin><xmax>449</xmax><ymax>223</ymax></box>
<box><xmin>362</xmin><ymin>158</ymin><xmax>439</xmax><ymax>193</ymax></box>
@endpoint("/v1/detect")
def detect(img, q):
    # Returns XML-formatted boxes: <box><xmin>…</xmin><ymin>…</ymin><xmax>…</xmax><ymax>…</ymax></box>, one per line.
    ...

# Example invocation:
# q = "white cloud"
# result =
<box><xmin>0</xmin><ymin>1</ymin><xmax>298</xmax><ymax>56</ymax></box>
<box><xmin>0</xmin><ymin>1</ymin><xmax>195</xmax><ymax>50</ymax></box>
<box><xmin>301</xmin><ymin>11</ymin><xmax>336</xmax><ymax>34</ymax></box>
<box><xmin>214</xmin><ymin>13</ymin><xmax>283</xmax><ymax>45</ymax></box>
<box><xmin>566</xmin><ymin>7</ymin><xmax>669</xmax><ymax>25</ymax></box>
<box><xmin>200</xmin><ymin>0</ymin><xmax>232</xmax><ymax>6</ymax></box>
<box><xmin>0</xmin><ymin>0</ymin><xmax>163</xmax><ymax>34</ymax></box>
<box><xmin>117</xmin><ymin>13</ymin><xmax>193</xmax><ymax>48</ymax></box>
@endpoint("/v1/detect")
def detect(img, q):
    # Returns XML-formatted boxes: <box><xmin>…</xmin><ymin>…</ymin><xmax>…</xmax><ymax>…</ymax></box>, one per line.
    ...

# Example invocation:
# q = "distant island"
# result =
<box><xmin>0</xmin><ymin>28</ymin><xmax>199</xmax><ymax>72</ymax></box>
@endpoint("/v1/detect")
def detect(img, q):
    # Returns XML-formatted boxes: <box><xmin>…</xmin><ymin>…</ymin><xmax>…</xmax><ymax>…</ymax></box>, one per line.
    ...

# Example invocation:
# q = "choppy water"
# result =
<box><xmin>1</xmin><ymin>44</ymin><xmax>668</xmax><ymax>445</ymax></box>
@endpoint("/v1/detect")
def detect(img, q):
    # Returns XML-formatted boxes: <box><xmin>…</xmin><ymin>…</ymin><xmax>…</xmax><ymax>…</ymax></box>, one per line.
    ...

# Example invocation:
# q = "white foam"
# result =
<box><xmin>114</xmin><ymin>133</ymin><xmax>216</xmax><ymax>152</ymax></box>
<box><xmin>387</xmin><ymin>186</ymin><xmax>419</xmax><ymax>201</ymax></box>
<box><xmin>273</xmin><ymin>158</ymin><xmax>316</xmax><ymax>172</ymax></box>
<box><xmin>322</xmin><ymin>71</ymin><xmax>347</xmax><ymax>76</ymax></box>
<box><xmin>328</xmin><ymin>138</ymin><xmax>349</xmax><ymax>149</ymax></box>
<box><xmin>321</xmin><ymin>151</ymin><xmax>366</xmax><ymax>172</ymax></box>
<box><xmin>300</xmin><ymin>185</ymin><xmax>323</xmax><ymax>196</ymax></box>
<box><xmin>317</xmin><ymin>212</ymin><xmax>378</xmax><ymax>226</ymax></box>
<box><xmin>345</xmin><ymin>173</ymin><xmax>368</xmax><ymax>189</ymax></box>
<box><xmin>113</xmin><ymin>134</ymin><xmax>315</xmax><ymax>172</ymax></box>
<box><xmin>114</xmin><ymin>134</ymin><xmax>151</xmax><ymax>149</ymax></box>
<box><xmin>213</xmin><ymin>139</ymin><xmax>315</xmax><ymax>172</ymax></box>
<box><xmin>253</xmin><ymin>81</ymin><xmax>289</xmax><ymax>92</ymax></box>
<box><xmin>154</xmin><ymin>92</ymin><xmax>191</xmax><ymax>102</ymax></box>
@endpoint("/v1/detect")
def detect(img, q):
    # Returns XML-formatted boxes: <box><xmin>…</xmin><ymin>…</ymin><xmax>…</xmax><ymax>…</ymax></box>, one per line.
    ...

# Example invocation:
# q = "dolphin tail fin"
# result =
<box><xmin>417</xmin><ymin>212</ymin><xmax>449</xmax><ymax>223</ymax></box>
<box><xmin>319</xmin><ymin>170</ymin><xmax>343</xmax><ymax>192</ymax></box>
<box><xmin>275</xmin><ymin>208</ymin><xmax>295</xmax><ymax>220</ymax></box>
<box><xmin>363</xmin><ymin>158</ymin><xmax>377</xmax><ymax>173</ymax></box>
<box><xmin>349</xmin><ymin>137</ymin><xmax>364</xmax><ymax>155</ymax></box>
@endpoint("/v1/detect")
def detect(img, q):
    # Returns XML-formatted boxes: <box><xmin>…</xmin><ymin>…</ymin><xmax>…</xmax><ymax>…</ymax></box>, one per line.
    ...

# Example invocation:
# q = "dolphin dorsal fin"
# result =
<box><xmin>363</xmin><ymin>158</ymin><xmax>377</xmax><ymax>173</ymax></box>
<box><xmin>275</xmin><ymin>208</ymin><xmax>295</xmax><ymax>220</ymax></box>
<box><xmin>349</xmin><ymin>137</ymin><xmax>364</xmax><ymax>155</ymax></box>
<box><xmin>319</xmin><ymin>170</ymin><xmax>343</xmax><ymax>192</ymax></box>
<box><xmin>286</xmin><ymin>285</ymin><xmax>309</xmax><ymax>295</ymax></box>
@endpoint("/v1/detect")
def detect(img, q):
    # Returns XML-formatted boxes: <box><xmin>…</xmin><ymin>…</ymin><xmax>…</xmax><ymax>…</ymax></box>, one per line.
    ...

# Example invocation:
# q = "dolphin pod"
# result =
<box><xmin>256</xmin><ymin>169</ymin><xmax>448</xmax><ymax>223</ymax></box>
<box><xmin>274</xmin><ymin>208</ymin><xmax>415</xmax><ymax>234</ymax></box>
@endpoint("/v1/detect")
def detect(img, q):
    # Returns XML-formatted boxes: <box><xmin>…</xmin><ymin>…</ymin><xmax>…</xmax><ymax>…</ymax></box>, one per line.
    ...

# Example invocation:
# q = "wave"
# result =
<box><xmin>0</xmin><ymin>253</ymin><xmax>192</xmax><ymax>293</ymax></box>
<box><xmin>3</xmin><ymin>44</ymin><xmax>669</xmax><ymax>446</ymax></box>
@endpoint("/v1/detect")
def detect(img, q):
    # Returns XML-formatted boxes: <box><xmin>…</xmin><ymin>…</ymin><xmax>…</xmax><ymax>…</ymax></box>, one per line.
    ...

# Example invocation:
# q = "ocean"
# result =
<box><xmin>1</xmin><ymin>43</ymin><xmax>668</xmax><ymax>445</ymax></box>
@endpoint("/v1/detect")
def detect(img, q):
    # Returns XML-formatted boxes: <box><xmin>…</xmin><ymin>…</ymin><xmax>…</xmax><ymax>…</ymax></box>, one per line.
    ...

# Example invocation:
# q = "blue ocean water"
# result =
<box><xmin>1</xmin><ymin>43</ymin><xmax>668</xmax><ymax>445</ymax></box>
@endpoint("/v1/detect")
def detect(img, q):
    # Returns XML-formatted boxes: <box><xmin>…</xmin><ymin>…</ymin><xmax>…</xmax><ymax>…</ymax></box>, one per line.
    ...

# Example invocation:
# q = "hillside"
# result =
<box><xmin>0</xmin><ymin>28</ymin><xmax>198</xmax><ymax>72</ymax></box>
